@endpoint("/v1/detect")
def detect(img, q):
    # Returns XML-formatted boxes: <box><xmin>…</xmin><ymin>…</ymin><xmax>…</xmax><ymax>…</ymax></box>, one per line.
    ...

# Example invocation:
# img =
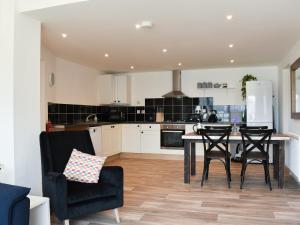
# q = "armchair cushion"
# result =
<box><xmin>0</xmin><ymin>183</ymin><xmax>30</xmax><ymax>225</ymax></box>
<box><xmin>67</xmin><ymin>181</ymin><xmax>117</xmax><ymax>205</ymax></box>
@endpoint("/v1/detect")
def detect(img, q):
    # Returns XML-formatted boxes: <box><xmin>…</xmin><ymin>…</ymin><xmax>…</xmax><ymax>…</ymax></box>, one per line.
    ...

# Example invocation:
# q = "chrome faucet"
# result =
<box><xmin>85</xmin><ymin>114</ymin><xmax>98</xmax><ymax>123</ymax></box>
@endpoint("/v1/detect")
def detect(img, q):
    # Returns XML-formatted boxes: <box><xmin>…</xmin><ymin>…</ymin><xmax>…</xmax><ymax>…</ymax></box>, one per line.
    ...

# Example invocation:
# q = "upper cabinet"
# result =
<box><xmin>98</xmin><ymin>74</ymin><xmax>131</xmax><ymax>105</ymax></box>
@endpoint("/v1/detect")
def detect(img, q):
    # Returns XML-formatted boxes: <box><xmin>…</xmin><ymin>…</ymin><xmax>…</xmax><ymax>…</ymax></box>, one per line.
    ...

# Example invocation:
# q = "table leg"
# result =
<box><xmin>273</xmin><ymin>144</ymin><xmax>279</xmax><ymax>180</ymax></box>
<box><xmin>191</xmin><ymin>142</ymin><xmax>196</xmax><ymax>176</ymax></box>
<box><xmin>278</xmin><ymin>141</ymin><xmax>285</xmax><ymax>188</ymax></box>
<box><xmin>184</xmin><ymin>140</ymin><xmax>191</xmax><ymax>183</ymax></box>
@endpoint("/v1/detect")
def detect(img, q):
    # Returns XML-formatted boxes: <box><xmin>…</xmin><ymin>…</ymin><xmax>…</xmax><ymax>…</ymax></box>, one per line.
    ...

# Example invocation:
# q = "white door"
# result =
<box><xmin>122</xmin><ymin>124</ymin><xmax>141</xmax><ymax>152</ymax></box>
<box><xmin>114</xmin><ymin>75</ymin><xmax>128</xmax><ymax>104</ymax></box>
<box><xmin>111</xmin><ymin>124</ymin><xmax>122</xmax><ymax>155</ymax></box>
<box><xmin>101</xmin><ymin>125</ymin><xmax>114</xmax><ymax>156</ymax></box>
<box><xmin>89</xmin><ymin>126</ymin><xmax>102</xmax><ymax>156</ymax></box>
<box><xmin>140</xmin><ymin>130</ymin><xmax>160</xmax><ymax>153</ymax></box>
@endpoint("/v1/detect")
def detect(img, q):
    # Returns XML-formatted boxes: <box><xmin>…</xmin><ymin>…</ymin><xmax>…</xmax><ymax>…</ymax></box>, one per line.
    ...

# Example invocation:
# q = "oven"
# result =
<box><xmin>160</xmin><ymin>124</ymin><xmax>185</xmax><ymax>149</ymax></box>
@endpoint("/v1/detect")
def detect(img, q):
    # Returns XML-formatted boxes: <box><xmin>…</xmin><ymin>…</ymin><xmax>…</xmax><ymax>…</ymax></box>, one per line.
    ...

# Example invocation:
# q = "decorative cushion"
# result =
<box><xmin>63</xmin><ymin>149</ymin><xmax>106</xmax><ymax>183</ymax></box>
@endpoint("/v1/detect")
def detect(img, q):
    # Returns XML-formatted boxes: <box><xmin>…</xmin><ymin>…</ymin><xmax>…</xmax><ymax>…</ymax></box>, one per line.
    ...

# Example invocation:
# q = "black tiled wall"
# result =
<box><xmin>48</xmin><ymin>97</ymin><xmax>245</xmax><ymax>124</ymax></box>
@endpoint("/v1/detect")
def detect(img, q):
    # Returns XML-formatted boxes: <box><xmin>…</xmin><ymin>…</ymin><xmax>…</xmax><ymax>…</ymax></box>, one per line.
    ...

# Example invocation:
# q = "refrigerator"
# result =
<box><xmin>246</xmin><ymin>80</ymin><xmax>273</xmax><ymax>162</ymax></box>
<box><xmin>246</xmin><ymin>81</ymin><xmax>273</xmax><ymax>129</ymax></box>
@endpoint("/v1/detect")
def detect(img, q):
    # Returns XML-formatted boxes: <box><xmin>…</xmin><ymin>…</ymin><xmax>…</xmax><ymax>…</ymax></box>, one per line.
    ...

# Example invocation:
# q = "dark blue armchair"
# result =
<box><xmin>39</xmin><ymin>131</ymin><xmax>123</xmax><ymax>224</ymax></box>
<box><xmin>0</xmin><ymin>183</ymin><xmax>30</xmax><ymax>225</ymax></box>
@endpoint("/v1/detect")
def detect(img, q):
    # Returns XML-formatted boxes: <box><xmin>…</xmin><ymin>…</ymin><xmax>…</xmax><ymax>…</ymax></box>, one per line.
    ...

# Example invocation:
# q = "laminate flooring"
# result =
<box><xmin>52</xmin><ymin>158</ymin><xmax>300</xmax><ymax>225</ymax></box>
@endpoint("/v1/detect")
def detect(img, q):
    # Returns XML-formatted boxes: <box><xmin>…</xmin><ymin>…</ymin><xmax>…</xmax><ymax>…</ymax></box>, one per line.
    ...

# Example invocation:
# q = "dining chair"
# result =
<box><xmin>199</xmin><ymin>126</ymin><xmax>232</xmax><ymax>188</ymax></box>
<box><xmin>239</xmin><ymin>128</ymin><xmax>273</xmax><ymax>190</ymax></box>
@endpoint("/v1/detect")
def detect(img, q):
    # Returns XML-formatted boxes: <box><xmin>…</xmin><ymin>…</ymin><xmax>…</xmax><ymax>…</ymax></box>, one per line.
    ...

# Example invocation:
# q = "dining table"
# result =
<box><xmin>182</xmin><ymin>132</ymin><xmax>291</xmax><ymax>188</ymax></box>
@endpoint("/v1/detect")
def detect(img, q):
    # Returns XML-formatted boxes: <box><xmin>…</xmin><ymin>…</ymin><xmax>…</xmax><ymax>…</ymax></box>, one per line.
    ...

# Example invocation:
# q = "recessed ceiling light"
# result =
<box><xmin>230</xmin><ymin>59</ymin><xmax>235</xmax><ymax>63</ymax></box>
<box><xmin>130</xmin><ymin>66</ymin><xmax>134</xmax><ymax>69</ymax></box>
<box><xmin>104</xmin><ymin>53</ymin><xmax>109</xmax><ymax>58</ymax></box>
<box><xmin>61</xmin><ymin>33</ymin><xmax>67</xmax><ymax>38</ymax></box>
<box><xmin>162</xmin><ymin>48</ymin><xmax>168</xmax><ymax>53</ymax></box>
<box><xmin>135</xmin><ymin>24</ymin><xmax>141</xmax><ymax>29</ymax></box>
<box><xmin>229</xmin><ymin>44</ymin><xmax>234</xmax><ymax>48</ymax></box>
<box><xmin>226</xmin><ymin>15</ymin><xmax>233</xmax><ymax>20</ymax></box>
<box><xmin>178</xmin><ymin>62</ymin><xmax>182</xmax><ymax>66</ymax></box>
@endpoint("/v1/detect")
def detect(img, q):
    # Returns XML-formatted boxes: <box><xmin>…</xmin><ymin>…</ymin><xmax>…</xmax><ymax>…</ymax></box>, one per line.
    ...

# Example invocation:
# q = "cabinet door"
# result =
<box><xmin>140</xmin><ymin>130</ymin><xmax>160</xmax><ymax>153</ymax></box>
<box><xmin>122</xmin><ymin>124</ymin><xmax>141</xmax><ymax>152</ymax></box>
<box><xmin>89</xmin><ymin>126</ymin><xmax>102</xmax><ymax>156</ymax></box>
<box><xmin>111</xmin><ymin>124</ymin><xmax>122</xmax><ymax>154</ymax></box>
<box><xmin>101</xmin><ymin>125</ymin><xmax>113</xmax><ymax>156</ymax></box>
<box><xmin>115</xmin><ymin>76</ymin><xmax>128</xmax><ymax>104</ymax></box>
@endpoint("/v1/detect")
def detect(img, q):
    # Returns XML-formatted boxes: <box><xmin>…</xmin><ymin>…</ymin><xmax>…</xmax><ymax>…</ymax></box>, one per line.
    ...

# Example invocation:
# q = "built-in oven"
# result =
<box><xmin>160</xmin><ymin>124</ymin><xmax>185</xmax><ymax>149</ymax></box>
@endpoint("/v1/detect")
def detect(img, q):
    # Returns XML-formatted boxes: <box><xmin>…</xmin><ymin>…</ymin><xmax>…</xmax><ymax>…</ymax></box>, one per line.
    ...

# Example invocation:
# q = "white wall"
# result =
<box><xmin>0</xmin><ymin>0</ymin><xmax>16</xmax><ymax>184</ymax></box>
<box><xmin>0</xmin><ymin>0</ymin><xmax>42</xmax><ymax>194</ymax></box>
<box><xmin>13</xmin><ymin>12</ymin><xmax>42</xmax><ymax>194</ymax></box>
<box><xmin>278</xmin><ymin>39</ymin><xmax>300</xmax><ymax>182</ymax></box>
<box><xmin>41</xmin><ymin>48</ymin><xmax>100</xmax><ymax>106</ymax></box>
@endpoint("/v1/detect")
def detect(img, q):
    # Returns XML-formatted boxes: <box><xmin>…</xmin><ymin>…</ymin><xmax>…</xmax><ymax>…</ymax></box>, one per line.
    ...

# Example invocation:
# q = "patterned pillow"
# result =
<box><xmin>63</xmin><ymin>149</ymin><xmax>106</xmax><ymax>183</ymax></box>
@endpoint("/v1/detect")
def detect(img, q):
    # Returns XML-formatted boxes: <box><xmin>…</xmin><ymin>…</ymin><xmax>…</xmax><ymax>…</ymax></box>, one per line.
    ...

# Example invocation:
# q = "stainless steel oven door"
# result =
<box><xmin>161</xmin><ymin>129</ymin><xmax>185</xmax><ymax>148</ymax></box>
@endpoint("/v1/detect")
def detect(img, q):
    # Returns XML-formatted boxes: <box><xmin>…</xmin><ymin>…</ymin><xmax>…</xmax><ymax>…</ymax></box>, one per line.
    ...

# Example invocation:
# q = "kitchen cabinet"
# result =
<box><xmin>122</xmin><ymin>124</ymin><xmax>160</xmax><ymax>153</ymax></box>
<box><xmin>122</xmin><ymin>124</ymin><xmax>141</xmax><ymax>152</ymax></box>
<box><xmin>89</xmin><ymin>126</ymin><xmax>102</xmax><ymax>156</ymax></box>
<box><xmin>98</xmin><ymin>75</ymin><xmax>130</xmax><ymax>105</ymax></box>
<box><xmin>102</xmin><ymin>124</ymin><xmax>122</xmax><ymax>156</ymax></box>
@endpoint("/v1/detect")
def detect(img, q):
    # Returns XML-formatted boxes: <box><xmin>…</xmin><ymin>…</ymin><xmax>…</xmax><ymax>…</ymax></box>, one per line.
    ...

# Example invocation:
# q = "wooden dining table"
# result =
<box><xmin>182</xmin><ymin>132</ymin><xmax>291</xmax><ymax>188</ymax></box>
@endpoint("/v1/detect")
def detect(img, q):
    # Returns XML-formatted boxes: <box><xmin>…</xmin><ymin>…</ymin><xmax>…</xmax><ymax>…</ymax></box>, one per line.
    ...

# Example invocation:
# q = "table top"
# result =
<box><xmin>28</xmin><ymin>195</ymin><xmax>49</xmax><ymax>209</ymax></box>
<box><xmin>182</xmin><ymin>132</ymin><xmax>291</xmax><ymax>141</ymax></box>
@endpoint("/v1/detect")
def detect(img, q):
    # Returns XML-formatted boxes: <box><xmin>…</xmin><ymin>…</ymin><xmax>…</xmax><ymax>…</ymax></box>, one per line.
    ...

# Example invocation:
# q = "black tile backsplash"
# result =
<box><xmin>48</xmin><ymin>97</ymin><xmax>245</xmax><ymax>124</ymax></box>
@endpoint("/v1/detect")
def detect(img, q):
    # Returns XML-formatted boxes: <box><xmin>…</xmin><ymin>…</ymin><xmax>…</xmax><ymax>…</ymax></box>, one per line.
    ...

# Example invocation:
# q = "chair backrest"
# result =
<box><xmin>239</xmin><ymin>125</ymin><xmax>268</xmax><ymax>131</ymax></box>
<box><xmin>199</xmin><ymin>127</ymin><xmax>232</xmax><ymax>154</ymax></box>
<box><xmin>239</xmin><ymin>128</ymin><xmax>273</xmax><ymax>154</ymax></box>
<box><xmin>39</xmin><ymin>131</ymin><xmax>95</xmax><ymax>174</ymax></box>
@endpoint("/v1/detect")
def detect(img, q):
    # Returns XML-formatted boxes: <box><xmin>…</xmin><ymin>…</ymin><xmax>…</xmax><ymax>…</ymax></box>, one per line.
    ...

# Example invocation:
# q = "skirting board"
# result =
<box><xmin>120</xmin><ymin>152</ymin><xmax>203</xmax><ymax>161</ymax></box>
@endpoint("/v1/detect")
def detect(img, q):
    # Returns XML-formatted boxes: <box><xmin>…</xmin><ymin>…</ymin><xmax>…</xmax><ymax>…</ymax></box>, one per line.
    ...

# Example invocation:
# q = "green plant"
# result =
<box><xmin>241</xmin><ymin>74</ymin><xmax>257</xmax><ymax>100</ymax></box>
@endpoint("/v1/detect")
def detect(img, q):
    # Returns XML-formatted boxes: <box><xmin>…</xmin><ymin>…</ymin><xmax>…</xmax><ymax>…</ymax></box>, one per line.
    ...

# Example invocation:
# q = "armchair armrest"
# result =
<box><xmin>43</xmin><ymin>172</ymin><xmax>68</xmax><ymax>220</ymax></box>
<box><xmin>100</xmin><ymin>166</ymin><xmax>123</xmax><ymax>187</ymax></box>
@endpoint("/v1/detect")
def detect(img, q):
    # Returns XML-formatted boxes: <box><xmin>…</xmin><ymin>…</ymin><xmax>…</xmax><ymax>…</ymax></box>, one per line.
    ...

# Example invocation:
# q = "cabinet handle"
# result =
<box><xmin>111</xmin><ymin>125</ymin><xmax>115</xmax><ymax>128</ymax></box>
<box><xmin>141</xmin><ymin>131</ymin><xmax>144</xmax><ymax>134</ymax></box>
<box><xmin>118</xmin><ymin>100</ymin><xmax>120</xmax><ymax>103</ymax></box>
<box><xmin>149</xmin><ymin>126</ymin><xmax>152</xmax><ymax>128</ymax></box>
<box><xmin>114</xmin><ymin>101</ymin><xmax>116</xmax><ymax>103</ymax></box>
<box><xmin>137</xmin><ymin>125</ymin><xmax>140</xmax><ymax>127</ymax></box>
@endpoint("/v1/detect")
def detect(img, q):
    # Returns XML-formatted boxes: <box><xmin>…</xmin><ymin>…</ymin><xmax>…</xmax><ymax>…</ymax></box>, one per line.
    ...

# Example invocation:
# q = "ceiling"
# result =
<box><xmin>28</xmin><ymin>0</ymin><xmax>300</xmax><ymax>73</ymax></box>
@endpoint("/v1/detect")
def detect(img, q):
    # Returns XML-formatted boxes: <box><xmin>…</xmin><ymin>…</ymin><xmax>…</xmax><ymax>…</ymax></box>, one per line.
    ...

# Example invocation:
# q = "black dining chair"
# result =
<box><xmin>199</xmin><ymin>126</ymin><xmax>232</xmax><ymax>188</ymax></box>
<box><xmin>239</xmin><ymin>128</ymin><xmax>273</xmax><ymax>190</ymax></box>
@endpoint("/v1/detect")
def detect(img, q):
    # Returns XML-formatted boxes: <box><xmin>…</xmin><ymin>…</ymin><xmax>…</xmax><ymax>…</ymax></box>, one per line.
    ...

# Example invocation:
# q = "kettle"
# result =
<box><xmin>193</xmin><ymin>123</ymin><xmax>202</xmax><ymax>135</ymax></box>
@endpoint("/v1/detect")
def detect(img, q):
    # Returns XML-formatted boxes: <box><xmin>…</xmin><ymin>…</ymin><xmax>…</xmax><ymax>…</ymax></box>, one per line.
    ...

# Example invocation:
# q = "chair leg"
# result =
<box><xmin>206</xmin><ymin>159</ymin><xmax>210</xmax><ymax>180</ymax></box>
<box><xmin>266</xmin><ymin>162</ymin><xmax>272</xmax><ymax>191</ymax></box>
<box><xmin>225</xmin><ymin>163</ymin><xmax>231</xmax><ymax>188</ymax></box>
<box><xmin>240</xmin><ymin>161</ymin><xmax>246</xmax><ymax>189</ymax></box>
<box><xmin>201</xmin><ymin>159</ymin><xmax>207</xmax><ymax>187</ymax></box>
<box><xmin>262</xmin><ymin>160</ymin><xmax>268</xmax><ymax>184</ymax></box>
<box><xmin>63</xmin><ymin>220</ymin><xmax>70</xmax><ymax>225</ymax></box>
<box><xmin>113</xmin><ymin>208</ymin><xmax>120</xmax><ymax>223</ymax></box>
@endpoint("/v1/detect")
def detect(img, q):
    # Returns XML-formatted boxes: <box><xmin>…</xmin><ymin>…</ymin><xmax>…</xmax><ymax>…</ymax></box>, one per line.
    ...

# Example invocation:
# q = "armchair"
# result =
<box><xmin>39</xmin><ymin>130</ymin><xmax>123</xmax><ymax>224</ymax></box>
<box><xmin>0</xmin><ymin>183</ymin><xmax>30</xmax><ymax>225</ymax></box>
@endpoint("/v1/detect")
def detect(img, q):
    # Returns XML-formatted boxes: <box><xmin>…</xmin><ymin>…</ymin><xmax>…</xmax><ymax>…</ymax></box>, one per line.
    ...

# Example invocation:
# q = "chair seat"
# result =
<box><xmin>246</xmin><ymin>151</ymin><xmax>267</xmax><ymax>160</ymax></box>
<box><xmin>207</xmin><ymin>151</ymin><xmax>228</xmax><ymax>158</ymax></box>
<box><xmin>67</xmin><ymin>181</ymin><xmax>117</xmax><ymax>205</ymax></box>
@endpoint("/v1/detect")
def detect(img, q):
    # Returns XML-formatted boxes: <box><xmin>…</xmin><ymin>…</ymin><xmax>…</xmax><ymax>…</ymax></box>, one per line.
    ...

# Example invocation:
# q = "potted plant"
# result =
<box><xmin>241</xmin><ymin>74</ymin><xmax>257</xmax><ymax>100</ymax></box>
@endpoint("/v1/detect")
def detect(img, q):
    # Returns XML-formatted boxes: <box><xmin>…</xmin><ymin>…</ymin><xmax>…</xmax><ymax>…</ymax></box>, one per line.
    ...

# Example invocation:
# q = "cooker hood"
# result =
<box><xmin>162</xmin><ymin>70</ymin><xmax>187</xmax><ymax>98</ymax></box>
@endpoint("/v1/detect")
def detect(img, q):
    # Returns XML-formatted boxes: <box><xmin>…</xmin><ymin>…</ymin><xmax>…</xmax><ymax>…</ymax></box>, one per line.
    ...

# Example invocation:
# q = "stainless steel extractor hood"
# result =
<box><xmin>162</xmin><ymin>70</ymin><xmax>187</xmax><ymax>98</ymax></box>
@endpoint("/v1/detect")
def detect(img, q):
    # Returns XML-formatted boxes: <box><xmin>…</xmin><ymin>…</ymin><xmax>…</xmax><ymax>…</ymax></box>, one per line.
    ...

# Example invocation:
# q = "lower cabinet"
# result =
<box><xmin>122</xmin><ymin>124</ymin><xmax>160</xmax><ymax>153</ymax></box>
<box><xmin>102</xmin><ymin>124</ymin><xmax>122</xmax><ymax>156</ymax></box>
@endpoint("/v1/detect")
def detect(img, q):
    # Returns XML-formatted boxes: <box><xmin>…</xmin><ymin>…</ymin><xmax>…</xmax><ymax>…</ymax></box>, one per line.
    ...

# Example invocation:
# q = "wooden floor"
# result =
<box><xmin>52</xmin><ymin>158</ymin><xmax>300</xmax><ymax>225</ymax></box>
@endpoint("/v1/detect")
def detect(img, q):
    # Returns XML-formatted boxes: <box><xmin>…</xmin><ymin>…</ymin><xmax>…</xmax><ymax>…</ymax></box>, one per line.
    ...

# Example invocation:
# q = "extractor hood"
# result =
<box><xmin>162</xmin><ymin>70</ymin><xmax>187</xmax><ymax>98</ymax></box>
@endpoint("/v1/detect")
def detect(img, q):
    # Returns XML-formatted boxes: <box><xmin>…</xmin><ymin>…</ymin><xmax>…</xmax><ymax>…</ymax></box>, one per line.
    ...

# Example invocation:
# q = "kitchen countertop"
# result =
<box><xmin>54</xmin><ymin>121</ymin><xmax>246</xmax><ymax>129</ymax></box>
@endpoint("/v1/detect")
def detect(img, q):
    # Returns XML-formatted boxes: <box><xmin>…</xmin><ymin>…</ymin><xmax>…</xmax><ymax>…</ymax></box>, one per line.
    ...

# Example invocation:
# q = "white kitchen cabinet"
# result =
<box><xmin>89</xmin><ymin>126</ymin><xmax>102</xmax><ymax>156</ymax></box>
<box><xmin>113</xmin><ymin>75</ymin><xmax>129</xmax><ymax>104</ymax></box>
<box><xmin>98</xmin><ymin>74</ymin><xmax>130</xmax><ymax>105</ymax></box>
<box><xmin>140</xmin><ymin>124</ymin><xmax>160</xmax><ymax>153</ymax></box>
<box><xmin>122</xmin><ymin>124</ymin><xmax>141</xmax><ymax>152</ymax></box>
<box><xmin>102</xmin><ymin>124</ymin><xmax>122</xmax><ymax>156</ymax></box>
